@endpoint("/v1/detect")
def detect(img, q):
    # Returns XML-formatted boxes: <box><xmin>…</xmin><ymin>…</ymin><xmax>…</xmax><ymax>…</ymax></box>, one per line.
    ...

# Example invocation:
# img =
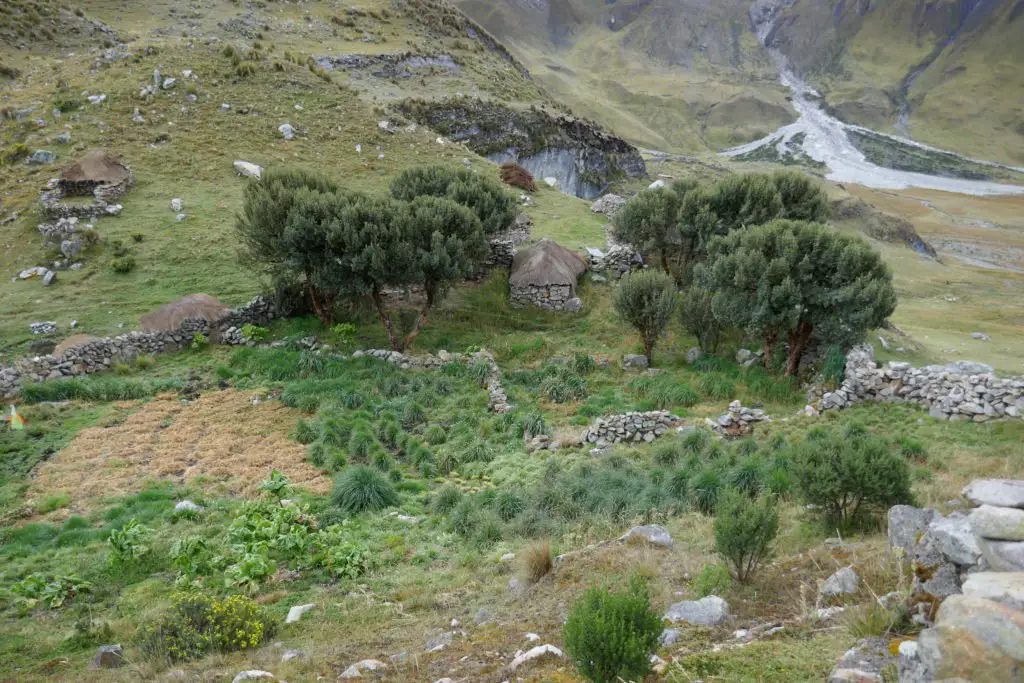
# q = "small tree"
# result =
<box><xmin>612</xmin><ymin>187</ymin><xmax>682</xmax><ymax>274</ymax></box>
<box><xmin>698</xmin><ymin>220</ymin><xmax>896</xmax><ymax>375</ymax></box>
<box><xmin>391</xmin><ymin>165</ymin><xmax>516</xmax><ymax>235</ymax></box>
<box><xmin>714</xmin><ymin>491</ymin><xmax>780</xmax><ymax>582</ymax></box>
<box><xmin>678</xmin><ymin>286</ymin><xmax>724</xmax><ymax>353</ymax></box>
<box><xmin>563</xmin><ymin>576</ymin><xmax>662</xmax><ymax>683</ymax></box>
<box><xmin>709</xmin><ymin>173</ymin><xmax>784</xmax><ymax>232</ymax></box>
<box><xmin>771</xmin><ymin>170</ymin><xmax>829</xmax><ymax>223</ymax></box>
<box><xmin>791</xmin><ymin>424</ymin><xmax>912</xmax><ymax>527</ymax></box>
<box><xmin>613</xmin><ymin>270</ymin><xmax>678</xmax><ymax>364</ymax></box>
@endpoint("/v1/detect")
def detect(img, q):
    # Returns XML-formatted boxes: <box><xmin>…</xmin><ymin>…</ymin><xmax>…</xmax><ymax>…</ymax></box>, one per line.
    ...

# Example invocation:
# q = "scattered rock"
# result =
<box><xmin>618</xmin><ymin>524</ymin><xmax>673</xmax><ymax>548</ymax></box>
<box><xmin>28</xmin><ymin>150</ymin><xmax>56</xmax><ymax>165</ymax></box>
<box><xmin>663</xmin><ymin>596</ymin><xmax>730</xmax><ymax>626</ymax></box>
<box><xmin>686</xmin><ymin>347</ymin><xmax>703</xmax><ymax>364</ymax></box>
<box><xmin>231</xmin><ymin>672</ymin><xmax>274</xmax><ymax>683</ymax></box>
<box><xmin>281</xmin><ymin>649</ymin><xmax>305</xmax><ymax>663</ymax></box>
<box><xmin>648</xmin><ymin>179</ymin><xmax>666</xmax><ymax>190</ymax></box>
<box><xmin>92</xmin><ymin>644</ymin><xmax>122</xmax><ymax>669</ymax></box>
<box><xmin>87</xmin><ymin>94</ymin><xmax>107</xmax><ymax>105</ymax></box>
<box><xmin>278</xmin><ymin>123</ymin><xmax>295</xmax><ymax>140</ymax></box>
<box><xmin>927</xmin><ymin>514</ymin><xmax>981</xmax><ymax>566</ymax></box>
<box><xmin>286</xmin><ymin>603</ymin><xmax>315</xmax><ymax>624</ymax></box>
<box><xmin>622</xmin><ymin>354</ymin><xmax>649</xmax><ymax>370</ymax></box>
<box><xmin>827</xmin><ymin>637</ymin><xmax>895</xmax><ymax>683</ymax></box>
<box><xmin>822</xmin><ymin>566</ymin><xmax>859</xmax><ymax>596</ymax></box>
<box><xmin>474</xmin><ymin>608</ymin><xmax>490</xmax><ymax>625</ymax></box>
<box><xmin>162</xmin><ymin>77</ymin><xmax>176</xmax><ymax>90</ymax></box>
<box><xmin>814</xmin><ymin>606</ymin><xmax>846</xmax><ymax>621</ymax></box>
<box><xmin>175</xmin><ymin>213</ymin><xmax>187</xmax><ymax>222</ymax></box>
<box><xmin>970</xmin><ymin>504</ymin><xmax>1024</xmax><ymax>541</ymax></box>
<box><xmin>43</xmin><ymin>270</ymin><xmax>57</xmax><ymax>286</ymax></box>
<box><xmin>170</xmin><ymin>198</ymin><xmax>183</xmax><ymax>212</ymax></box>
<box><xmin>590</xmin><ymin>193</ymin><xmax>627</xmax><ymax>217</ymax></box>
<box><xmin>658</xmin><ymin>628</ymin><xmax>680</xmax><ymax>646</ymax></box>
<box><xmin>970</xmin><ymin>332</ymin><xmax>991</xmax><ymax>341</ymax></box>
<box><xmin>963</xmin><ymin>479</ymin><xmax>1024</xmax><ymax>509</ymax></box>
<box><xmin>30</xmin><ymin>321</ymin><xmax>57</xmax><ymax>335</ymax></box>
<box><xmin>543</xmin><ymin>177</ymin><xmax>558</xmax><ymax>188</ymax></box>
<box><xmin>173</xmin><ymin>500</ymin><xmax>203</xmax><ymax>513</ymax></box>
<box><xmin>507</xmin><ymin>644</ymin><xmax>563</xmax><ymax>671</ymax></box>
<box><xmin>56</xmin><ymin>132</ymin><xmax>71</xmax><ymax>144</ymax></box>
<box><xmin>340</xmin><ymin>659</ymin><xmax>387</xmax><ymax>678</ymax></box>
<box><xmin>234</xmin><ymin>160</ymin><xmax>263</xmax><ymax>178</ymax></box>
<box><xmin>888</xmin><ymin>505</ymin><xmax>937</xmax><ymax>553</ymax></box>
<box><xmin>425</xmin><ymin>631</ymin><xmax>453</xmax><ymax>652</ymax></box>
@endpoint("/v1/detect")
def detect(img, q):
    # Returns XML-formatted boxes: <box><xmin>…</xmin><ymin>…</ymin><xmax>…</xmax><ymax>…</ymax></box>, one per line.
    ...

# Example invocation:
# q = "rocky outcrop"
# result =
<box><xmin>316</xmin><ymin>52</ymin><xmax>460</xmax><ymax>79</ymax></box>
<box><xmin>819</xmin><ymin>344</ymin><xmax>1024</xmax><ymax>422</ymax></box>
<box><xmin>393</xmin><ymin>98</ymin><xmax>646</xmax><ymax>199</ymax></box>
<box><xmin>583</xmin><ymin>410</ymin><xmax>679</xmax><ymax>446</ymax></box>
<box><xmin>663</xmin><ymin>596</ymin><xmax>730</xmax><ymax>626</ymax></box>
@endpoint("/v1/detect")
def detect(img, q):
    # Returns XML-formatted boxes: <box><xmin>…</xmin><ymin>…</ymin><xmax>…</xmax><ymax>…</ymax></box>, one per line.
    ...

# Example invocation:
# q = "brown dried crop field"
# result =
<box><xmin>28</xmin><ymin>390</ymin><xmax>328</xmax><ymax>514</ymax></box>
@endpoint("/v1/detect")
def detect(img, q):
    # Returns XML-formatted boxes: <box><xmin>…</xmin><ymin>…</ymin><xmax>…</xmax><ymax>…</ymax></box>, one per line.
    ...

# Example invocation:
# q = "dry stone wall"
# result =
<box><xmin>0</xmin><ymin>296</ymin><xmax>277</xmax><ymax>399</ymax></box>
<box><xmin>583</xmin><ymin>410</ymin><xmax>679</xmax><ymax>446</ymax></box>
<box><xmin>509</xmin><ymin>283</ymin><xmax>579</xmax><ymax>311</ymax></box>
<box><xmin>819</xmin><ymin>344</ymin><xmax>1024</xmax><ymax>422</ymax></box>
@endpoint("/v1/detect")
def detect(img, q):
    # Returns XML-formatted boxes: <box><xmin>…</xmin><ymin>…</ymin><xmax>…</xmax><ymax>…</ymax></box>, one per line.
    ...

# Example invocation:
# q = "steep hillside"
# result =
<box><xmin>454</xmin><ymin>0</ymin><xmax>797</xmax><ymax>153</ymax></box>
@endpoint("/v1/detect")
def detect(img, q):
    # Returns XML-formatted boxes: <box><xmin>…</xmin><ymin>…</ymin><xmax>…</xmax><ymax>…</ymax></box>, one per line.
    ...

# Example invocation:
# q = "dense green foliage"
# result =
<box><xmin>791</xmin><ymin>424</ymin><xmax>913</xmax><ymax>526</ymax></box>
<box><xmin>611</xmin><ymin>187</ymin><xmax>683</xmax><ymax>273</ymax></box>
<box><xmin>613</xmin><ymin>270</ymin><xmax>679</xmax><ymax>363</ymax></box>
<box><xmin>563</xmin><ymin>577</ymin><xmax>662</xmax><ymax>683</ymax></box>
<box><xmin>714</xmin><ymin>491</ymin><xmax>780</xmax><ymax>582</ymax></box>
<box><xmin>139</xmin><ymin>593</ymin><xmax>274</xmax><ymax>663</ymax></box>
<box><xmin>678</xmin><ymin>286</ymin><xmax>725</xmax><ymax>353</ymax></box>
<box><xmin>332</xmin><ymin>465</ymin><xmax>399</xmax><ymax>514</ymax></box>
<box><xmin>390</xmin><ymin>164</ymin><xmax>517</xmax><ymax>235</ymax></box>
<box><xmin>699</xmin><ymin>220</ymin><xmax>896</xmax><ymax>375</ymax></box>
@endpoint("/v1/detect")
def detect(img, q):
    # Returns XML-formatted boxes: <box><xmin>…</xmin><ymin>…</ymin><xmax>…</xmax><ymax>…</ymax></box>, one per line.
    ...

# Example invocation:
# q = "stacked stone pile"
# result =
<box><xmin>705</xmin><ymin>400</ymin><xmax>770</xmax><ymax>437</ymax></box>
<box><xmin>0</xmin><ymin>296</ymin><xmax>277</xmax><ymax>399</ymax></box>
<box><xmin>885</xmin><ymin>479</ymin><xmax>1024</xmax><ymax>681</ymax></box>
<box><xmin>819</xmin><ymin>344</ymin><xmax>1023</xmax><ymax>422</ymax></box>
<box><xmin>582</xmin><ymin>410</ymin><xmax>679</xmax><ymax>446</ymax></box>
<box><xmin>351</xmin><ymin>348</ymin><xmax>511</xmax><ymax>413</ymax></box>
<box><xmin>589</xmin><ymin>193</ymin><xmax>626</xmax><ymax>217</ymax></box>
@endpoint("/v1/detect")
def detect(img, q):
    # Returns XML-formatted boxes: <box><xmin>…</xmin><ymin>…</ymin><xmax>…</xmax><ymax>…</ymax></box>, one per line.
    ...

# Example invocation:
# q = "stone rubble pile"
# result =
<box><xmin>351</xmin><ymin>348</ymin><xmax>511</xmax><ymax>413</ymax></box>
<box><xmin>585</xmin><ymin>244</ymin><xmax>643</xmax><ymax>279</ymax></box>
<box><xmin>884</xmin><ymin>479</ymin><xmax>1024</xmax><ymax>681</ymax></box>
<box><xmin>589</xmin><ymin>193</ymin><xmax>627</xmax><ymax>217</ymax></box>
<box><xmin>0</xmin><ymin>296</ymin><xmax>276</xmax><ymax>399</ymax></box>
<box><xmin>705</xmin><ymin>400</ymin><xmax>770</xmax><ymax>437</ymax></box>
<box><xmin>819</xmin><ymin>344</ymin><xmax>1024</xmax><ymax>422</ymax></box>
<box><xmin>582</xmin><ymin>410</ymin><xmax>679</xmax><ymax>446</ymax></box>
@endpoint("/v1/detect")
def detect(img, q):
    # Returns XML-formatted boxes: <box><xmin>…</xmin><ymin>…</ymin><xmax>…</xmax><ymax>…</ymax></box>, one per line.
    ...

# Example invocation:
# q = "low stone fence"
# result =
<box><xmin>351</xmin><ymin>348</ymin><xmax>511</xmax><ymax>413</ymax></box>
<box><xmin>510</xmin><ymin>283</ymin><xmax>581</xmax><ymax>311</ymax></box>
<box><xmin>819</xmin><ymin>344</ymin><xmax>1024</xmax><ymax>422</ymax></box>
<box><xmin>0</xmin><ymin>296</ymin><xmax>277</xmax><ymax>399</ymax></box>
<box><xmin>583</xmin><ymin>410</ymin><xmax>679</xmax><ymax>446</ymax></box>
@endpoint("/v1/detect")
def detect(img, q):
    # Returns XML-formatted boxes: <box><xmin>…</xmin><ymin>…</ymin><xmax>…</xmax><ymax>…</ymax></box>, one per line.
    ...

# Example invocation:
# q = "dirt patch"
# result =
<box><xmin>29</xmin><ymin>390</ymin><xmax>328</xmax><ymax>512</ymax></box>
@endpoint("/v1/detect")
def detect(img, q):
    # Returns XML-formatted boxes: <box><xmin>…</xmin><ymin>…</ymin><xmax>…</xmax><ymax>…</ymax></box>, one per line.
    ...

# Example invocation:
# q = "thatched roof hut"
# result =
<box><xmin>140</xmin><ymin>294</ymin><xmax>230</xmax><ymax>332</ymax></box>
<box><xmin>509</xmin><ymin>239</ymin><xmax>586</xmax><ymax>293</ymax></box>
<box><xmin>60</xmin><ymin>149</ymin><xmax>132</xmax><ymax>185</ymax></box>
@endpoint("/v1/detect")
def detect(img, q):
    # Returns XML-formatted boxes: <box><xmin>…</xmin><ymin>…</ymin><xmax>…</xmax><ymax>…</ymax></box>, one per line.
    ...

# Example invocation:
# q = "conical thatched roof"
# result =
<box><xmin>140</xmin><ymin>294</ymin><xmax>230</xmax><ymax>332</ymax></box>
<box><xmin>509</xmin><ymin>239</ymin><xmax>586</xmax><ymax>290</ymax></box>
<box><xmin>60</xmin><ymin>149</ymin><xmax>132</xmax><ymax>184</ymax></box>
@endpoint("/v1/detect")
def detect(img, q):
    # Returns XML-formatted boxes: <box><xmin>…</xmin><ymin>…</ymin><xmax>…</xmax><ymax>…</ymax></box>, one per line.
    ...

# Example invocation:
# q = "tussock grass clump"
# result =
<box><xmin>432</xmin><ymin>484</ymin><xmax>463</xmax><ymax>514</ymax></box>
<box><xmin>519</xmin><ymin>539</ymin><xmax>552</xmax><ymax>584</ymax></box>
<box><xmin>331</xmin><ymin>465</ymin><xmax>398</xmax><ymax>514</ymax></box>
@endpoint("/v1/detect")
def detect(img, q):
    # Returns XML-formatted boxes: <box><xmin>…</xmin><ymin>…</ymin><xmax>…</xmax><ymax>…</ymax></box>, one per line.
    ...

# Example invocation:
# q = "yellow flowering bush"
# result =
<box><xmin>139</xmin><ymin>592</ymin><xmax>274</xmax><ymax>663</ymax></box>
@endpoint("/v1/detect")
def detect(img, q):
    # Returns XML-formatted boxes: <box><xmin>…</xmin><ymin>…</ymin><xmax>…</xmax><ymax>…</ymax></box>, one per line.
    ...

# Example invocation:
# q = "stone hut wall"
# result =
<box><xmin>510</xmin><ymin>283</ymin><xmax>575</xmax><ymax>310</ymax></box>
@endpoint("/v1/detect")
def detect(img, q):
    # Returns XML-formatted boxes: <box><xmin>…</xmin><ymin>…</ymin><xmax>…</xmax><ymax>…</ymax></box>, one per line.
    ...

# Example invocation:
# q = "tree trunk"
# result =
<box><xmin>784</xmin><ymin>320</ymin><xmax>814</xmax><ymax>377</ymax></box>
<box><xmin>660</xmin><ymin>251</ymin><xmax>670</xmax><ymax>275</ymax></box>
<box><xmin>762</xmin><ymin>332</ymin><xmax>777</xmax><ymax>370</ymax></box>
<box><xmin>644</xmin><ymin>337</ymin><xmax>655</xmax><ymax>366</ymax></box>
<box><xmin>370</xmin><ymin>286</ymin><xmax>401</xmax><ymax>351</ymax></box>
<box><xmin>307</xmin><ymin>280</ymin><xmax>333</xmax><ymax>327</ymax></box>
<box><xmin>402</xmin><ymin>286</ymin><xmax>435</xmax><ymax>352</ymax></box>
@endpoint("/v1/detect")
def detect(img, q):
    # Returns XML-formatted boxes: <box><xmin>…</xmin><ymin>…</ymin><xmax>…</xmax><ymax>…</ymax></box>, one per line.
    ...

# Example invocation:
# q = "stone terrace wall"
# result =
<box><xmin>583</xmin><ymin>410</ymin><xmax>680</xmax><ymax>446</ymax></box>
<box><xmin>820</xmin><ymin>344</ymin><xmax>1024</xmax><ymax>422</ymax></box>
<box><xmin>0</xmin><ymin>296</ymin><xmax>276</xmax><ymax>399</ymax></box>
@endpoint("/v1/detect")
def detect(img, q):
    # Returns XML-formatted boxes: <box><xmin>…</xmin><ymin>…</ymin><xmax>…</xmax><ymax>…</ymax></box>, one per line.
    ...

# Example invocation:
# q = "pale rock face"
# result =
<box><xmin>285</xmin><ymin>603</ymin><xmax>315</xmax><ymax>624</ymax></box>
<box><xmin>821</xmin><ymin>566</ymin><xmax>859</xmax><ymax>596</ymax></box>
<box><xmin>961</xmin><ymin>572</ymin><xmax>1024</xmax><ymax>610</ymax></box>
<box><xmin>970</xmin><ymin>504</ymin><xmax>1024</xmax><ymax>541</ymax></box>
<box><xmin>916</xmin><ymin>595</ymin><xmax>1024</xmax><ymax>681</ymax></box>
<box><xmin>233</xmin><ymin>160</ymin><xmax>263</xmax><ymax>178</ymax></box>
<box><xmin>663</xmin><ymin>596</ymin><xmax>729</xmax><ymax>625</ymax></box>
<box><xmin>977</xmin><ymin>537</ymin><xmax>1024</xmax><ymax>572</ymax></box>
<box><xmin>618</xmin><ymin>524</ymin><xmax>673</xmax><ymax>548</ymax></box>
<box><xmin>963</xmin><ymin>480</ymin><xmax>1024</xmax><ymax>509</ymax></box>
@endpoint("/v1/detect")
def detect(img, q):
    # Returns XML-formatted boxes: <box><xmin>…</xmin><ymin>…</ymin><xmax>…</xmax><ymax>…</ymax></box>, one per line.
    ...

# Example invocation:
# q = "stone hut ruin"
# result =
<box><xmin>40</xmin><ymin>149</ymin><xmax>134</xmax><ymax>218</ymax></box>
<box><xmin>509</xmin><ymin>239</ymin><xmax>586</xmax><ymax>311</ymax></box>
<box><xmin>140</xmin><ymin>294</ymin><xmax>231</xmax><ymax>337</ymax></box>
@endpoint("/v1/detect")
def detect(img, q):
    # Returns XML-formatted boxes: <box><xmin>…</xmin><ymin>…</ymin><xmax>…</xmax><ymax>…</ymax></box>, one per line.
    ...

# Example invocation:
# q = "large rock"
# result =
<box><xmin>663</xmin><ymin>596</ymin><xmax>729</xmax><ymax>626</ymax></box>
<box><xmin>231</xmin><ymin>672</ymin><xmax>274</xmax><ymax>683</ymax></box>
<box><xmin>507</xmin><ymin>644</ymin><xmax>563</xmax><ymax>671</ymax></box>
<box><xmin>285</xmin><ymin>603</ymin><xmax>315</xmax><ymax>624</ymax></box>
<box><xmin>888</xmin><ymin>505</ymin><xmax>937</xmax><ymax>553</ymax></box>
<box><xmin>970</xmin><ymin>504</ymin><xmax>1024</xmax><ymax>541</ymax></box>
<box><xmin>827</xmin><ymin>637</ymin><xmax>895</xmax><ymax>683</ymax></box>
<box><xmin>622</xmin><ymin>354</ymin><xmax>649</xmax><ymax>370</ymax></box>
<box><xmin>234</xmin><ymin>160</ymin><xmax>262</xmax><ymax>178</ymax></box>
<box><xmin>962</xmin><ymin>572</ymin><xmax>1024</xmax><ymax>610</ymax></box>
<box><xmin>916</xmin><ymin>595</ymin><xmax>1024</xmax><ymax>681</ymax></box>
<box><xmin>927</xmin><ymin>514</ymin><xmax>981</xmax><ymax>566</ymax></box>
<box><xmin>977</xmin><ymin>537</ymin><xmax>1024</xmax><ymax>571</ymax></box>
<box><xmin>340</xmin><ymin>659</ymin><xmax>387</xmax><ymax>678</ymax></box>
<box><xmin>92</xmin><ymin>644</ymin><xmax>122</xmax><ymax>669</ymax></box>
<box><xmin>963</xmin><ymin>479</ymin><xmax>1024</xmax><ymax>509</ymax></box>
<box><xmin>822</xmin><ymin>566</ymin><xmax>859</xmax><ymax>596</ymax></box>
<box><xmin>618</xmin><ymin>524</ymin><xmax>673</xmax><ymax>548</ymax></box>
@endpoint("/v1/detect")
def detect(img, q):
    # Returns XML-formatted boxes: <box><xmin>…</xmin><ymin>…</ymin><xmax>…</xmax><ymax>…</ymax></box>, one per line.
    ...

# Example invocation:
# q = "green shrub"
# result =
<box><xmin>693</xmin><ymin>563</ymin><xmax>732</xmax><ymax>597</ymax></box>
<box><xmin>791</xmin><ymin>425</ymin><xmax>912</xmax><ymax>526</ymax></box>
<box><xmin>224</xmin><ymin>552</ymin><xmax>275</xmax><ymax>593</ymax></box>
<box><xmin>190</xmin><ymin>332</ymin><xmax>208</xmax><ymax>350</ymax></box>
<box><xmin>139</xmin><ymin>593</ymin><xmax>273</xmax><ymax>663</ymax></box>
<box><xmin>714</xmin><ymin>492</ymin><xmax>779</xmax><ymax>582</ymax></box>
<box><xmin>449</xmin><ymin>498</ymin><xmax>478</xmax><ymax>536</ymax></box>
<box><xmin>110</xmin><ymin>256</ymin><xmax>136</xmax><ymax>273</ymax></box>
<box><xmin>679</xmin><ymin>286</ymin><xmax>724</xmax><ymax>353</ymax></box>
<box><xmin>563</xmin><ymin>577</ymin><xmax>662</xmax><ymax>683</ymax></box>
<box><xmin>424</xmin><ymin>424</ymin><xmax>447</xmax><ymax>445</ymax></box>
<box><xmin>401</xmin><ymin>402</ymin><xmax>425</xmax><ymax>428</ymax></box>
<box><xmin>292</xmin><ymin>419</ymin><xmax>319</xmax><ymax>445</ymax></box>
<box><xmin>895</xmin><ymin>436</ymin><xmax>928</xmax><ymax>463</ymax></box>
<box><xmin>347</xmin><ymin>428</ymin><xmax>376</xmax><ymax>460</ymax></box>
<box><xmin>821</xmin><ymin>345</ymin><xmax>846</xmax><ymax>388</ymax></box>
<box><xmin>495</xmin><ymin>489</ymin><xmax>526</xmax><ymax>521</ymax></box>
<box><xmin>331</xmin><ymin>466</ymin><xmax>398</xmax><ymax>514</ymax></box>
<box><xmin>433</xmin><ymin>484</ymin><xmax>463</xmax><ymax>514</ymax></box>
<box><xmin>240</xmin><ymin>324</ymin><xmax>268</xmax><ymax>342</ymax></box>
<box><xmin>8</xmin><ymin>573</ymin><xmax>91</xmax><ymax>611</ymax></box>
<box><xmin>108</xmin><ymin>519</ymin><xmax>152</xmax><ymax>566</ymax></box>
<box><xmin>519</xmin><ymin>412</ymin><xmax>547</xmax><ymax>438</ymax></box>
<box><xmin>613</xmin><ymin>270</ymin><xmax>678</xmax><ymax>364</ymax></box>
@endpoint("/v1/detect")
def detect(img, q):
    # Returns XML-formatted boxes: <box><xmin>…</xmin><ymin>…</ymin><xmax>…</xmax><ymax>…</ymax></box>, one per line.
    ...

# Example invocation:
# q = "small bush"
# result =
<box><xmin>613</xmin><ymin>270</ymin><xmax>678</xmax><ymax>364</ymax></box>
<box><xmin>845</xmin><ymin>601</ymin><xmax>915</xmax><ymax>639</ymax></box>
<box><xmin>240</xmin><ymin>324</ymin><xmax>268</xmax><ymax>342</ymax></box>
<box><xmin>714</xmin><ymin>492</ymin><xmax>779</xmax><ymax>582</ymax></box>
<box><xmin>110</xmin><ymin>256</ymin><xmax>136</xmax><ymax>273</ymax></box>
<box><xmin>563</xmin><ymin>576</ymin><xmax>662</xmax><ymax>683</ymax></box>
<box><xmin>433</xmin><ymin>484</ymin><xmax>463</xmax><ymax>514</ymax></box>
<box><xmin>424</xmin><ymin>424</ymin><xmax>447</xmax><ymax>445</ymax></box>
<box><xmin>791</xmin><ymin>424</ymin><xmax>912</xmax><ymax>526</ymax></box>
<box><xmin>331</xmin><ymin>466</ymin><xmax>398</xmax><ymax>514</ymax></box>
<box><xmin>139</xmin><ymin>593</ymin><xmax>273</xmax><ymax>663</ymax></box>
<box><xmin>495</xmin><ymin>488</ymin><xmax>526</xmax><ymax>521</ymax></box>
<box><xmin>693</xmin><ymin>563</ymin><xmax>732</xmax><ymax>597</ymax></box>
<box><xmin>519</xmin><ymin>539</ymin><xmax>552</xmax><ymax>585</ymax></box>
<box><xmin>679</xmin><ymin>286</ymin><xmax>724</xmax><ymax>353</ymax></box>
<box><xmin>499</xmin><ymin>162</ymin><xmax>536</xmax><ymax>192</ymax></box>
<box><xmin>691</xmin><ymin>467</ymin><xmax>724</xmax><ymax>514</ymax></box>
<box><xmin>542</xmin><ymin>371</ymin><xmax>588</xmax><ymax>404</ymax></box>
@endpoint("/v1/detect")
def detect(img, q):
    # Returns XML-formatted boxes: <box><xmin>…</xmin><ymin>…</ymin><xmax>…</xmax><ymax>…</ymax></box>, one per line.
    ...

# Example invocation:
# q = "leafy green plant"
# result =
<box><xmin>332</xmin><ymin>465</ymin><xmax>399</xmax><ymax>514</ymax></box>
<box><xmin>8</xmin><ymin>573</ymin><xmax>91</xmax><ymax>611</ymax></box>
<box><xmin>171</xmin><ymin>536</ymin><xmax>210</xmax><ymax>581</ymax></box>
<box><xmin>693</xmin><ymin>563</ymin><xmax>732</xmax><ymax>597</ymax></box>
<box><xmin>140</xmin><ymin>592</ymin><xmax>274</xmax><ymax>663</ymax></box>
<box><xmin>240</xmin><ymin>324</ymin><xmax>268</xmax><ymax>342</ymax></box>
<box><xmin>326</xmin><ymin>542</ymin><xmax>371</xmax><ymax>579</ymax></box>
<box><xmin>433</xmin><ymin>484</ymin><xmax>463</xmax><ymax>514</ymax></box>
<box><xmin>563</xmin><ymin>576</ymin><xmax>662</xmax><ymax>683</ymax></box>
<box><xmin>190</xmin><ymin>332</ymin><xmax>208</xmax><ymax>350</ymax></box>
<box><xmin>331</xmin><ymin>322</ymin><xmax>357</xmax><ymax>347</ymax></box>
<box><xmin>108</xmin><ymin>519</ymin><xmax>153</xmax><ymax>565</ymax></box>
<box><xmin>258</xmin><ymin>469</ymin><xmax>291</xmax><ymax>500</ymax></box>
<box><xmin>714</xmin><ymin>492</ymin><xmax>779</xmax><ymax>582</ymax></box>
<box><xmin>110</xmin><ymin>256</ymin><xmax>136</xmax><ymax>273</ymax></box>
<box><xmin>224</xmin><ymin>552</ymin><xmax>275</xmax><ymax>593</ymax></box>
